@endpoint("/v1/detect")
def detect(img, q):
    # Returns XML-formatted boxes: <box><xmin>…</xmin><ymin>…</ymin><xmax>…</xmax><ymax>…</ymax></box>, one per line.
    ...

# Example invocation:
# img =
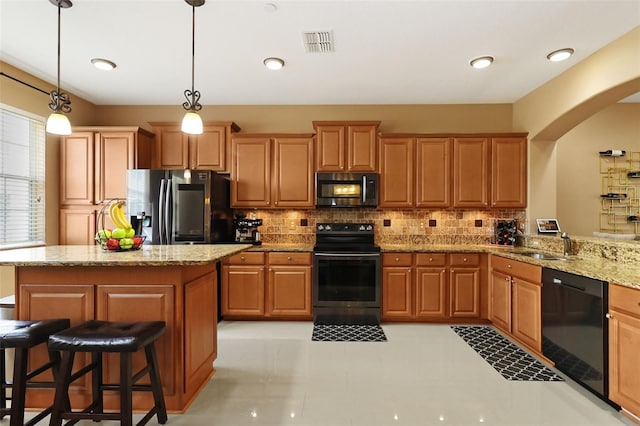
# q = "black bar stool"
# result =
<box><xmin>0</xmin><ymin>319</ymin><xmax>71</xmax><ymax>426</ymax></box>
<box><xmin>47</xmin><ymin>320</ymin><xmax>168</xmax><ymax>426</ymax></box>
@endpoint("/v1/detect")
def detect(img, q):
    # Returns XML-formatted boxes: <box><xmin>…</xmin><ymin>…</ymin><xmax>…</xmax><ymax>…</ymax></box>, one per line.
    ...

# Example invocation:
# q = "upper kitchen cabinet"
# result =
<box><xmin>151</xmin><ymin>121</ymin><xmax>240</xmax><ymax>172</ymax></box>
<box><xmin>379</xmin><ymin>137</ymin><xmax>414</xmax><ymax>208</ymax></box>
<box><xmin>416</xmin><ymin>137</ymin><xmax>451</xmax><ymax>207</ymax></box>
<box><xmin>231</xmin><ymin>134</ymin><xmax>314</xmax><ymax>208</ymax></box>
<box><xmin>452</xmin><ymin>137</ymin><xmax>489</xmax><ymax>208</ymax></box>
<box><xmin>313</xmin><ymin>121</ymin><xmax>380</xmax><ymax>172</ymax></box>
<box><xmin>60</xmin><ymin>127</ymin><xmax>154</xmax><ymax>206</ymax></box>
<box><xmin>491</xmin><ymin>137</ymin><xmax>527</xmax><ymax>208</ymax></box>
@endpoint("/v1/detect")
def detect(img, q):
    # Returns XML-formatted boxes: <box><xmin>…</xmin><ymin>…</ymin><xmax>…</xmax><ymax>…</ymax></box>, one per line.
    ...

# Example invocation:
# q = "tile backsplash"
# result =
<box><xmin>237</xmin><ymin>208</ymin><xmax>527</xmax><ymax>245</ymax></box>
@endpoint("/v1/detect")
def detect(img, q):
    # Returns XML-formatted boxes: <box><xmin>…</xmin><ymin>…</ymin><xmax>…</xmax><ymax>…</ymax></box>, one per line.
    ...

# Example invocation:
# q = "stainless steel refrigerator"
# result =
<box><xmin>126</xmin><ymin>169</ymin><xmax>234</xmax><ymax>245</ymax></box>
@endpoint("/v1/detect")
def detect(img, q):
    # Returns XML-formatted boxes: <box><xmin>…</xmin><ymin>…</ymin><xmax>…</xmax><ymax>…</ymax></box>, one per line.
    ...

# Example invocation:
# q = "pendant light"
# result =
<box><xmin>181</xmin><ymin>0</ymin><xmax>205</xmax><ymax>135</ymax></box>
<box><xmin>46</xmin><ymin>0</ymin><xmax>73</xmax><ymax>136</ymax></box>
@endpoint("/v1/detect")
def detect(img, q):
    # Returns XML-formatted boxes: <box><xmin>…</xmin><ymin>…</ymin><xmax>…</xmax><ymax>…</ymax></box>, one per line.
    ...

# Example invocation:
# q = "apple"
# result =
<box><xmin>119</xmin><ymin>237</ymin><xmax>134</xmax><ymax>250</ymax></box>
<box><xmin>106</xmin><ymin>238</ymin><xmax>120</xmax><ymax>251</ymax></box>
<box><xmin>111</xmin><ymin>228</ymin><xmax>126</xmax><ymax>239</ymax></box>
<box><xmin>125</xmin><ymin>228</ymin><xmax>135</xmax><ymax>238</ymax></box>
<box><xmin>132</xmin><ymin>236</ymin><xmax>144</xmax><ymax>249</ymax></box>
<box><xmin>95</xmin><ymin>229</ymin><xmax>111</xmax><ymax>241</ymax></box>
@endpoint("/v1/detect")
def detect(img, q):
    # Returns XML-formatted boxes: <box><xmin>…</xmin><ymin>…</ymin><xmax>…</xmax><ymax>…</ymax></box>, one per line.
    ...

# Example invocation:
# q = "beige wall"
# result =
<box><xmin>556</xmin><ymin>103</ymin><xmax>640</xmax><ymax>236</ymax></box>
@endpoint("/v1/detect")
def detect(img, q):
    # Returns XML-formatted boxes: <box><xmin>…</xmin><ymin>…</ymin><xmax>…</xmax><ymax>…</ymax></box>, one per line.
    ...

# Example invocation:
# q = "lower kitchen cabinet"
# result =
<box><xmin>609</xmin><ymin>283</ymin><xmax>640</xmax><ymax>419</ymax></box>
<box><xmin>490</xmin><ymin>255</ymin><xmax>542</xmax><ymax>353</ymax></box>
<box><xmin>382</xmin><ymin>252</ymin><xmax>485</xmax><ymax>322</ymax></box>
<box><xmin>221</xmin><ymin>251</ymin><xmax>312</xmax><ymax>319</ymax></box>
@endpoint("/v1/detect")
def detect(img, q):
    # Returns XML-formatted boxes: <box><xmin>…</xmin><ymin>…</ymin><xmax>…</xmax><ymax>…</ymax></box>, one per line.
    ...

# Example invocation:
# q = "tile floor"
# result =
<box><xmin>25</xmin><ymin>321</ymin><xmax>636</xmax><ymax>426</ymax></box>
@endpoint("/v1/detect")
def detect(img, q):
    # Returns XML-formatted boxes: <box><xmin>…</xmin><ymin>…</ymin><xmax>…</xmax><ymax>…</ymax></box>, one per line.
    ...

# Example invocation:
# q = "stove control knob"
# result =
<box><xmin>325</xmin><ymin>225</ymin><xmax>332</xmax><ymax>231</ymax></box>
<box><xmin>366</xmin><ymin>225</ymin><xmax>373</xmax><ymax>231</ymax></box>
<box><xmin>318</xmin><ymin>225</ymin><xmax>324</xmax><ymax>231</ymax></box>
<box><xmin>359</xmin><ymin>225</ymin><xmax>365</xmax><ymax>231</ymax></box>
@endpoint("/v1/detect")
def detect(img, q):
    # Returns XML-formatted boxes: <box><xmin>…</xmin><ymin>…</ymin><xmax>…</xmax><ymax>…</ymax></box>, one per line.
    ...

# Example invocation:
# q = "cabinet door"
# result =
<box><xmin>231</xmin><ymin>138</ymin><xmax>271</xmax><ymax>208</ymax></box>
<box><xmin>609</xmin><ymin>310</ymin><xmax>640</xmax><ymax>416</ymax></box>
<box><xmin>512</xmin><ymin>278</ymin><xmax>541</xmax><ymax>351</ymax></box>
<box><xmin>96</xmin><ymin>285</ymin><xmax>176</xmax><ymax>396</ymax></box>
<box><xmin>155</xmin><ymin>125</ymin><xmax>189</xmax><ymax>169</ymax></box>
<box><xmin>452</xmin><ymin>138</ymin><xmax>489</xmax><ymax>208</ymax></box>
<box><xmin>95</xmin><ymin>131</ymin><xmax>136</xmax><ymax>203</ymax></box>
<box><xmin>490</xmin><ymin>270</ymin><xmax>512</xmax><ymax>332</ymax></box>
<box><xmin>184</xmin><ymin>271</ymin><xmax>217</xmax><ymax>395</ymax></box>
<box><xmin>415</xmin><ymin>267</ymin><xmax>447</xmax><ymax>318</ymax></box>
<box><xmin>382</xmin><ymin>266</ymin><xmax>412</xmax><ymax>318</ymax></box>
<box><xmin>221</xmin><ymin>264</ymin><xmax>265</xmax><ymax>316</ymax></box>
<box><xmin>416</xmin><ymin>138</ymin><xmax>450</xmax><ymax>207</ymax></box>
<box><xmin>315</xmin><ymin>125</ymin><xmax>345</xmax><ymax>171</ymax></box>
<box><xmin>59</xmin><ymin>207</ymin><xmax>96</xmax><ymax>245</ymax></box>
<box><xmin>449</xmin><ymin>267</ymin><xmax>480</xmax><ymax>317</ymax></box>
<box><xmin>379</xmin><ymin>138</ymin><xmax>414</xmax><ymax>208</ymax></box>
<box><xmin>191</xmin><ymin>124</ymin><xmax>227</xmax><ymax>171</ymax></box>
<box><xmin>267</xmin><ymin>266</ymin><xmax>311</xmax><ymax>317</ymax></box>
<box><xmin>491</xmin><ymin>137</ymin><xmax>527</xmax><ymax>208</ymax></box>
<box><xmin>272</xmin><ymin>137</ymin><xmax>314</xmax><ymax>208</ymax></box>
<box><xmin>347</xmin><ymin>125</ymin><xmax>377</xmax><ymax>171</ymax></box>
<box><xmin>60</xmin><ymin>132</ymin><xmax>94</xmax><ymax>205</ymax></box>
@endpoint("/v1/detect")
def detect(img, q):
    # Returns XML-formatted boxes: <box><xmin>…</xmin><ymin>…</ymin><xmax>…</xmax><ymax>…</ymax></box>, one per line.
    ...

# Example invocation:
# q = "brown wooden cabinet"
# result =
<box><xmin>416</xmin><ymin>138</ymin><xmax>451</xmax><ymax>207</ymax></box>
<box><xmin>266</xmin><ymin>252</ymin><xmax>312</xmax><ymax>317</ymax></box>
<box><xmin>491</xmin><ymin>137</ymin><xmax>527</xmax><ymax>208</ymax></box>
<box><xmin>313</xmin><ymin>121</ymin><xmax>380</xmax><ymax>172</ymax></box>
<box><xmin>59</xmin><ymin>127</ymin><xmax>153</xmax><ymax>245</ymax></box>
<box><xmin>231</xmin><ymin>134</ymin><xmax>314</xmax><ymax>208</ymax></box>
<box><xmin>382</xmin><ymin>252</ymin><xmax>484</xmax><ymax>321</ymax></box>
<box><xmin>151</xmin><ymin>122</ymin><xmax>240</xmax><ymax>172</ymax></box>
<box><xmin>221</xmin><ymin>251</ymin><xmax>312</xmax><ymax>319</ymax></box>
<box><xmin>452</xmin><ymin>137</ymin><xmax>489</xmax><ymax>208</ymax></box>
<box><xmin>609</xmin><ymin>283</ymin><xmax>640</xmax><ymax>419</ymax></box>
<box><xmin>379</xmin><ymin>138</ymin><xmax>414</xmax><ymax>208</ymax></box>
<box><xmin>490</xmin><ymin>255</ymin><xmax>542</xmax><ymax>353</ymax></box>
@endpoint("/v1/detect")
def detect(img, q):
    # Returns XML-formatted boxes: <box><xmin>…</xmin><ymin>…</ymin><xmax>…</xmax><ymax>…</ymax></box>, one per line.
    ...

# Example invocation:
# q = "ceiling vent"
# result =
<box><xmin>303</xmin><ymin>31</ymin><xmax>334</xmax><ymax>53</ymax></box>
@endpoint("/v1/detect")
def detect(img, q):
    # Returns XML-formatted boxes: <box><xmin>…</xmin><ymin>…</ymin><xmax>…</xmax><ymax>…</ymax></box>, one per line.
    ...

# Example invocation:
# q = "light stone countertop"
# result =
<box><xmin>0</xmin><ymin>244</ymin><xmax>253</xmax><ymax>267</ymax></box>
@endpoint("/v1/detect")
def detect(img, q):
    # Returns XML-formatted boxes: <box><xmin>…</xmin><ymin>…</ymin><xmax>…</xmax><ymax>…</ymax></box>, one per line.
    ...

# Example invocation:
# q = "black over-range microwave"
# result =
<box><xmin>315</xmin><ymin>172</ymin><xmax>379</xmax><ymax>208</ymax></box>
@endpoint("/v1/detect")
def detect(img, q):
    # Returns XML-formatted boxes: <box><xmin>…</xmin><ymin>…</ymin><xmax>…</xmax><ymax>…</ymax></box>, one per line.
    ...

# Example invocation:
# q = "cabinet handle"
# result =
<box><xmin>429</xmin><ymin>257</ymin><xmax>433</xmax><ymax>262</ymax></box>
<box><xmin>507</xmin><ymin>264</ymin><xmax>512</xmax><ymax>268</ymax></box>
<box><xmin>240</xmin><ymin>256</ymin><xmax>245</xmax><ymax>261</ymax></box>
<box><xmin>442</xmin><ymin>269</ymin><xmax>445</xmax><ymax>273</ymax></box>
<box><xmin>463</xmin><ymin>258</ymin><xmax>467</xmax><ymax>262</ymax></box>
<box><xmin>275</xmin><ymin>201</ymin><xmax>278</xmax><ymax>206</ymax></box>
<box><xmin>287</xmin><ymin>256</ymin><xmax>292</xmax><ymax>261</ymax></box>
<box><xmin>395</xmin><ymin>257</ymin><xmax>400</xmax><ymax>262</ymax></box>
<box><xmin>606</xmin><ymin>313</ymin><xmax>612</xmax><ymax>319</ymax></box>
<box><xmin>505</xmin><ymin>277</ymin><xmax>510</xmax><ymax>282</ymax></box>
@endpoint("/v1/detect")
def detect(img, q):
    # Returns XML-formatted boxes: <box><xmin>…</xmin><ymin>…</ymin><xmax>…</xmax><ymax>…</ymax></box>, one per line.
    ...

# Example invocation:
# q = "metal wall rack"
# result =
<box><xmin>599</xmin><ymin>151</ymin><xmax>640</xmax><ymax>233</ymax></box>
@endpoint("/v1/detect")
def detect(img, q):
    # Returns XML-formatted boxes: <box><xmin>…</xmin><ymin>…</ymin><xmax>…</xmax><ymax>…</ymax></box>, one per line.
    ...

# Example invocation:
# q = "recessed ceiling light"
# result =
<box><xmin>263</xmin><ymin>57</ymin><xmax>285</xmax><ymax>70</ymax></box>
<box><xmin>263</xmin><ymin>2</ymin><xmax>277</xmax><ymax>12</ymax></box>
<box><xmin>547</xmin><ymin>48</ymin><xmax>574</xmax><ymax>62</ymax></box>
<box><xmin>470</xmin><ymin>56</ymin><xmax>494</xmax><ymax>69</ymax></box>
<box><xmin>91</xmin><ymin>58</ymin><xmax>116</xmax><ymax>71</ymax></box>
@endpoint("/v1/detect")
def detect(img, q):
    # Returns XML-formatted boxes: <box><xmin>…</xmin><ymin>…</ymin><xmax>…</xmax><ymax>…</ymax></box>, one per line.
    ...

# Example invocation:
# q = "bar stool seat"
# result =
<box><xmin>0</xmin><ymin>318</ymin><xmax>71</xmax><ymax>426</ymax></box>
<box><xmin>48</xmin><ymin>320</ymin><xmax>168</xmax><ymax>426</ymax></box>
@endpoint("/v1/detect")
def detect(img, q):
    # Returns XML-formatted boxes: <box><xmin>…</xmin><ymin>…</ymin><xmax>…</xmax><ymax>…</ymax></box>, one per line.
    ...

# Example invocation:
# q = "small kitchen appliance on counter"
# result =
<box><xmin>234</xmin><ymin>216</ymin><xmax>263</xmax><ymax>245</ymax></box>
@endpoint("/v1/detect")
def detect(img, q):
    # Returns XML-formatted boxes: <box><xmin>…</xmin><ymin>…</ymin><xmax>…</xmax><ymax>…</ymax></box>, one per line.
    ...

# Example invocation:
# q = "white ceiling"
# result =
<box><xmin>1</xmin><ymin>0</ymin><xmax>639</xmax><ymax>106</ymax></box>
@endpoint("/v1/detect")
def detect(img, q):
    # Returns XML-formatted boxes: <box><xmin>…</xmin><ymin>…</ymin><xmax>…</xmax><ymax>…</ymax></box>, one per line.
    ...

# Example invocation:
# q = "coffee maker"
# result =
<box><xmin>234</xmin><ymin>216</ymin><xmax>263</xmax><ymax>245</ymax></box>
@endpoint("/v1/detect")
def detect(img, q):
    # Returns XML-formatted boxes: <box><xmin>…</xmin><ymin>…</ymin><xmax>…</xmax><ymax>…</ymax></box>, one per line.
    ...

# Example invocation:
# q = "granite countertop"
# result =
<box><xmin>0</xmin><ymin>244</ymin><xmax>253</xmax><ymax>267</ymax></box>
<box><xmin>248</xmin><ymin>244</ymin><xmax>314</xmax><ymax>252</ymax></box>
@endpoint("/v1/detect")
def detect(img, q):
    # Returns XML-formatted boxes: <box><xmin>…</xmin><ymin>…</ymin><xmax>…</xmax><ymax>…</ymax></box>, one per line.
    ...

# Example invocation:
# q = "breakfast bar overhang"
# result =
<box><xmin>0</xmin><ymin>244</ymin><xmax>252</xmax><ymax>413</ymax></box>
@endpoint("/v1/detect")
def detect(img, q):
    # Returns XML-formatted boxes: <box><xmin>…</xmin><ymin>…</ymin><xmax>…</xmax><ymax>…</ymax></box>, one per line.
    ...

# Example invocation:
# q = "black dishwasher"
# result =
<box><xmin>541</xmin><ymin>268</ymin><xmax>614</xmax><ymax>405</ymax></box>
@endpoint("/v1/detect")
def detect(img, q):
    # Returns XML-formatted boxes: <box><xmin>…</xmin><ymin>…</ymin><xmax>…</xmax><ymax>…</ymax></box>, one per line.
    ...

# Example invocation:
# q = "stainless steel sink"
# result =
<box><xmin>516</xmin><ymin>251</ymin><xmax>568</xmax><ymax>261</ymax></box>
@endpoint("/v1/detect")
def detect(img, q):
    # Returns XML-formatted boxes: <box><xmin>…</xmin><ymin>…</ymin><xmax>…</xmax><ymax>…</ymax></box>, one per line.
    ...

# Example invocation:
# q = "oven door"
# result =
<box><xmin>313</xmin><ymin>252</ymin><xmax>381</xmax><ymax>307</ymax></box>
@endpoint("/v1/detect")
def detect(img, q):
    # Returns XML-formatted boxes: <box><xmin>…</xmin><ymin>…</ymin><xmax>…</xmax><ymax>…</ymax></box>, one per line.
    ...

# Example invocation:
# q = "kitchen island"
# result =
<box><xmin>0</xmin><ymin>244</ymin><xmax>252</xmax><ymax>413</ymax></box>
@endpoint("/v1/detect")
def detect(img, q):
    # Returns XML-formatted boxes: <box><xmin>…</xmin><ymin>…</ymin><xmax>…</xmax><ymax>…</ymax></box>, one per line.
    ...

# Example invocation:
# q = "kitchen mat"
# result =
<box><xmin>312</xmin><ymin>324</ymin><xmax>387</xmax><ymax>342</ymax></box>
<box><xmin>451</xmin><ymin>326</ymin><xmax>563</xmax><ymax>381</ymax></box>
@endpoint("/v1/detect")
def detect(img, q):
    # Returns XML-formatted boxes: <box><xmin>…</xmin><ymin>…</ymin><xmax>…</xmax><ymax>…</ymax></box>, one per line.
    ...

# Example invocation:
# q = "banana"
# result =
<box><xmin>116</xmin><ymin>202</ymin><xmax>132</xmax><ymax>229</ymax></box>
<box><xmin>109</xmin><ymin>200</ymin><xmax>125</xmax><ymax>229</ymax></box>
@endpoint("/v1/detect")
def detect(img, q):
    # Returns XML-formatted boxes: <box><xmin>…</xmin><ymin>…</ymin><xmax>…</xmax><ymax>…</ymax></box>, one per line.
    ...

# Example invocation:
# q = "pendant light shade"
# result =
<box><xmin>182</xmin><ymin>0</ymin><xmax>204</xmax><ymax>135</ymax></box>
<box><xmin>47</xmin><ymin>0</ymin><xmax>73</xmax><ymax>136</ymax></box>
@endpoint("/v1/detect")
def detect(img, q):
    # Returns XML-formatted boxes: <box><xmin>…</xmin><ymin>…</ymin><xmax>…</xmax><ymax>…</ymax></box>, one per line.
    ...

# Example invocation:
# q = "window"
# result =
<box><xmin>0</xmin><ymin>104</ymin><xmax>46</xmax><ymax>249</ymax></box>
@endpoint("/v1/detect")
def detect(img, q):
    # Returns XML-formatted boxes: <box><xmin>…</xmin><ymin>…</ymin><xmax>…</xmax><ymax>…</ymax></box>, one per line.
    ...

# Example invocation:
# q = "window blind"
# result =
<box><xmin>0</xmin><ymin>104</ymin><xmax>46</xmax><ymax>249</ymax></box>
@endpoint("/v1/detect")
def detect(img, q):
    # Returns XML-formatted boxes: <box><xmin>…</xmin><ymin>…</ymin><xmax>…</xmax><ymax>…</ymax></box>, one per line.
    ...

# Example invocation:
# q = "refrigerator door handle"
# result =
<box><xmin>158</xmin><ymin>178</ymin><xmax>166</xmax><ymax>245</ymax></box>
<box><xmin>165</xmin><ymin>178</ymin><xmax>172</xmax><ymax>244</ymax></box>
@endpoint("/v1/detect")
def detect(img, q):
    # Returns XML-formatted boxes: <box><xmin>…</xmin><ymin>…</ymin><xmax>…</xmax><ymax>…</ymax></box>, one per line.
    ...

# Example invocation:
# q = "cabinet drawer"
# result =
<box><xmin>415</xmin><ymin>253</ymin><xmax>447</xmax><ymax>267</ymax></box>
<box><xmin>383</xmin><ymin>253</ymin><xmax>412</xmax><ymax>266</ymax></box>
<box><xmin>610</xmin><ymin>283</ymin><xmax>640</xmax><ymax>316</ymax></box>
<box><xmin>268</xmin><ymin>252</ymin><xmax>311</xmax><ymax>265</ymax></box>
<box><xmin>449</xmin><ymin>253</ymin><xmax>480</xmax><ymax>267</ymax></box>
<box><xmin>225</xmin><ymin>252</ymin><xmax>265</xmax><ymax>265</ymax></box>
<box><xmin>491</xmin><ymin>255</ymin><xmax>541</xmax><ymax>283</ymax></box>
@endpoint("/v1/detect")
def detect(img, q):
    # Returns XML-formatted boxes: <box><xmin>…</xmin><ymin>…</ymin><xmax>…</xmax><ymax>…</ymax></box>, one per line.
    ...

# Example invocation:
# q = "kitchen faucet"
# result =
<box><xmin>561</xmin><ymin>232</ymin><xmax>572</xmax><ymax>256</ymax></box>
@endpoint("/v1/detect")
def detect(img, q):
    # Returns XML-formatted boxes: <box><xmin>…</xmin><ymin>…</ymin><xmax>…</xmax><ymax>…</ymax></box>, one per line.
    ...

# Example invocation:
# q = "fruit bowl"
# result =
<box><xmin>95</xmin><ymin>200</ymin><xmax>145</xmax><ymax>252</ymax></box>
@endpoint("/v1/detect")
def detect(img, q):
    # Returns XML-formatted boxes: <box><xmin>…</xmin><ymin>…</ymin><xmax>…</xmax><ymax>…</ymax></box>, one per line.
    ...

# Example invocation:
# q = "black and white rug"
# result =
<box><xmin>451</xmin><ymin>326</ymin><xmax>563</xmax><ymax>381</ymax></box>
<box><xmin>312</xmin><ymin>324</ymin><xmax>387</xmax><ymax>342</ymax></box>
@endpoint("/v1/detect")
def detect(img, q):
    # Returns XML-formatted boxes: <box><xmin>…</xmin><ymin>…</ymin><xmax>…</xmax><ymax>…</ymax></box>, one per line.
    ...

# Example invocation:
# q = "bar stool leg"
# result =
<box><xmin>91</xmin><ymin>352</ymin><xmax>102</xmax><ymax>416</ymax></box>
<box><xmin>120</xmin><ymin>352</ymin><xmax>133</xmax><ymax>426</ymax></box>
<box><xmin>10</xmin><ymin>347</ymin><xmax>29</xmax><ymax>426</ymax></box>
<box><xmin>0</xmin><ymin>348</ymin><xmax>6</xmax><ymax>419</ymax></box>
<box><xmin>145</xmin><ymin>344</ymin><xmax>167</xmax><ymax>424</ymax></box>
<box><xmin>49</xmin><ymin>351</ymin><xmax>75</xmax><ymax>426</ymax></box>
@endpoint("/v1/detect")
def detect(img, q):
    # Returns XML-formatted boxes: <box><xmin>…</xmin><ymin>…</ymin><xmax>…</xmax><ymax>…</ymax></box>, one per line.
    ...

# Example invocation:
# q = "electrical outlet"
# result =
<box><xmin>429</xmin><ymin>219</ymin><xmax>437</xmax><ymax>227</ymax></box>
<box><xmin>300</xmin><ymin>218</ymin><xmax>308</xmax><ymax>226</ymax></box>
<box><xmin>475</xmin><ymin>219</ymin><xmax>483</xmax><ymax>227</ymax></box>
<box><xmin>383</xmin><ymin>219</ymin><xmax>391</xmax><ymax>227</ymax></box>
